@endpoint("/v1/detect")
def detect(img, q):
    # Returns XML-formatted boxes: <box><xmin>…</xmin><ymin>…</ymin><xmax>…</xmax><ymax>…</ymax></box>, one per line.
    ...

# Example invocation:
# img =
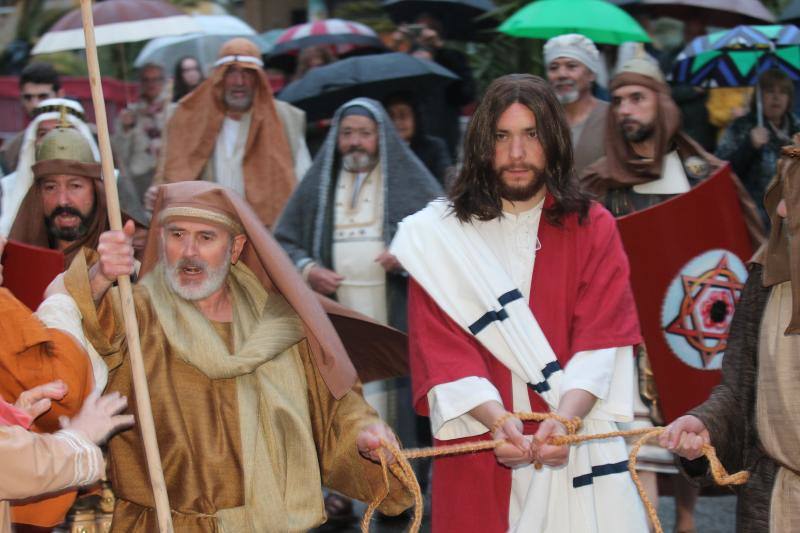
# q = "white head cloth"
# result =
<box><xmin>544</xmin><ymin>33</ymin><xmax>602</xmax><ymax>74</ymax></box>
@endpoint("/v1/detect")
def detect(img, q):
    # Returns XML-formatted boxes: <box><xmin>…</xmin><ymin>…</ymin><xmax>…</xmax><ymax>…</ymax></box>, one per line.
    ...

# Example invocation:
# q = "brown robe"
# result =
<box><xmin>63</xmin><ymin>251</ymin><xmax>412</xmax><ymax>532</ymax></box>
<box><xmin>681</xmin><ymin>265</ymin><xmax>778</xmax><ymax>533</ymax></box>
<box><xmin>572</xmin><ymin>98</ymin><xmax>608</xmax><ymax>177</ymax></box>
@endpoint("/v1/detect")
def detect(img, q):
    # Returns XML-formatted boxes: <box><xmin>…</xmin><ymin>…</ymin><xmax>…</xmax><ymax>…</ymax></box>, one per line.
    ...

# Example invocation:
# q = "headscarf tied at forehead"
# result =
<box><xmin>601</xmin><ymin>57</ymin><xmax>684</xmax><ymax>186</ymax></box>
<box><xmin>142</xmin><ymin>181</ymin><xmax>358</xmax><ymax>397</ymax></box>
<box><xmin>756</xmin><ymin>146</ymin><xmax>800</xmax><ymax>333</ymax></box>
<box><xmin>158</xmin><ymin>37</ymin><xmax>295</xmax><ymax>227</ymax></box>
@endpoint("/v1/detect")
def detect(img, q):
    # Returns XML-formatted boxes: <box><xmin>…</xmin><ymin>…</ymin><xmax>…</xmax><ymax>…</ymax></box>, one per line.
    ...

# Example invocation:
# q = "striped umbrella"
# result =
<box><xmin>671</xmin><ymin>25</ymin><xmax>800</xmax><ymax>88</ymax></box>
<box><xmin>269</xmin><ymin>18</ymin><xmax>384</xmax><ymax>57</ymax></box>
<box><xmin>32</xmin><ymin>0</ymin><xmax>201</xmax><ymax>54</ymax></box>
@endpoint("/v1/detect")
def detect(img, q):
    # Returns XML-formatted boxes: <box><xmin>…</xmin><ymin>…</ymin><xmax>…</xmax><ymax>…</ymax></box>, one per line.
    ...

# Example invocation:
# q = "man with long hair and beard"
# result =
<box><xmin>391</xmin><ymin>74</ymin><xmax>648</xmax><ymax>532</ymax></box>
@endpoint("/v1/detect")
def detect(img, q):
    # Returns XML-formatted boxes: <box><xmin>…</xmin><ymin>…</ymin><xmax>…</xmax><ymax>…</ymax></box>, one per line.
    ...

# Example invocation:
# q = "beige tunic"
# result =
<box><xmin>332</xmin><ymin>164</ymin><xmax>387</xmax><ymax>325</ymax></box>
<box><xmin>756</xmin><ymin>281</ymin><xmax>800</xmax><ymax>533</ymax></box>
<box><xmin>0</xmin><ymin>427</ymin><xmax>103</xmax><ymax>533</ymax></box>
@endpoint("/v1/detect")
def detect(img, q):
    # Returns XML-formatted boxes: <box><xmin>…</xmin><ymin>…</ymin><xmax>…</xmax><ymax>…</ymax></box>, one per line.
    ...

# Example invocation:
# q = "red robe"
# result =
<box><xmin>407</xmin><ymin>199</ymin><xmax>642</xmax><ymax>533</ymax></box>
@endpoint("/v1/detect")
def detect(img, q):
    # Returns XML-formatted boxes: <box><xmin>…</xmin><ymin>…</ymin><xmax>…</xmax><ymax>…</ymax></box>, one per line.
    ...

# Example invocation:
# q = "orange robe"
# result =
<box><xmin>0</xmin><ymin>288</ymin><xmax>94</xmax><ymax>528</ymax></box>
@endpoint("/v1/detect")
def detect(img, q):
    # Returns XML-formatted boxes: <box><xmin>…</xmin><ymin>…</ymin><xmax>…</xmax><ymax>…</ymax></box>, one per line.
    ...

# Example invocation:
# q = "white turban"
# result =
<box><xmin>544</xmin><ymin>33</ymin><xmax>601</xmax><ymax>75</ymax></box>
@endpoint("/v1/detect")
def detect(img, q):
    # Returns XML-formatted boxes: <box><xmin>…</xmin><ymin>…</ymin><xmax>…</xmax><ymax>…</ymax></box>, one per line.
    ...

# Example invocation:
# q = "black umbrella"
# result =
<box><xmin>276</xmin><ymin>52</ymin><xmax>459</xmax><ymax>121</ymax></box>
<box><xmin>382</xmin><ymin>0</ymin><xmax>497</xmax><ymax>41</ymax></box>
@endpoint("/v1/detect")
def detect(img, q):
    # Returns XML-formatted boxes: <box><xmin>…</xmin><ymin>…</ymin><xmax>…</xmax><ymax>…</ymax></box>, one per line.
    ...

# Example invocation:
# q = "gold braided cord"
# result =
<box><xmin>361</xmin><ymin>412</ymin><xmax>749</xmax><ymax>533</ymax></box>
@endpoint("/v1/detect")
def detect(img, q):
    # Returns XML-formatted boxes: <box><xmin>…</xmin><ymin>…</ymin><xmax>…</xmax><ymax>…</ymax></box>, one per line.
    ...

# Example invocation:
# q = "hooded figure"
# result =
<box><xmin>6</xmin><ymin>124</ymin><xmax>144</xmax><ymax>268</ymax></box>
<box><xmin>156</xmin><ymin>38</ymin><xmax>311</xmax><ymax>226</ymax></box>
<box><xmin>669</xmin><ymin>146</ymin><xmax>800</xmax><ymax>532</ymax></box>
<box><xmin>274</xmin><ymin>97</ymin><xmax>443</xmax><ymax>332</ymax></box>
<box><xmin>61</xmin><ymin>181</ymin><xmax>412</xmax><ymax>532</ymax></box>
<box><xmin>581</xmin><ymin>58</ymin><xmax>765</xmax><ymax>245</ymax></box>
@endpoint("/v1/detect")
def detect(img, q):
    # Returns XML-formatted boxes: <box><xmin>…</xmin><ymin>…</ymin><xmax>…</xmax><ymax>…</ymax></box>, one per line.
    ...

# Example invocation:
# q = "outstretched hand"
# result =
<box><xmin>60</xmin><ymin>390</ymin><xmax>134</xmax><ymax>446</ymax></box>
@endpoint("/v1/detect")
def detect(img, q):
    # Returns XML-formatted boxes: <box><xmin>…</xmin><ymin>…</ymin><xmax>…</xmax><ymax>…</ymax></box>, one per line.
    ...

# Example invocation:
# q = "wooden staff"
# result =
<box><xmin>79</xmin><ymin>1</ymin><xmax>174</xmax><ymax>531</ymax></box>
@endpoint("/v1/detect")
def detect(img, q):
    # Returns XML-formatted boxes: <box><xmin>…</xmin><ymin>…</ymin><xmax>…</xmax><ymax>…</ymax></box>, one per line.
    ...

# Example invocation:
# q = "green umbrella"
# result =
<box><xmin>499</xmin><ymin>0</ymin><xmax>651</xmax><ymax>45</ymax></box>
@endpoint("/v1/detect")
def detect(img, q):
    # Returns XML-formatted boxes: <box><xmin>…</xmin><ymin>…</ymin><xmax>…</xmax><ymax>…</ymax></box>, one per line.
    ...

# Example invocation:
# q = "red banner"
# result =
<box><xmin>616</xmin><ymin>164</ymin><xmax>753</xmax><ymax>423</ymax></box>
<box><xmin>1</xmin><ymin>240</ymin><xmax>64</xmax><ymax>311</ymax></box>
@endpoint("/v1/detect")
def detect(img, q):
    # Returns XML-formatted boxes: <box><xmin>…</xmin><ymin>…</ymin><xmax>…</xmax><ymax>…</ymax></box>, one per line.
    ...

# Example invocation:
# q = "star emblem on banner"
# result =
<box><xmin>664</xmin><ymin>255</ymin><xmax>744</xmax><ymax>368</ymax></box>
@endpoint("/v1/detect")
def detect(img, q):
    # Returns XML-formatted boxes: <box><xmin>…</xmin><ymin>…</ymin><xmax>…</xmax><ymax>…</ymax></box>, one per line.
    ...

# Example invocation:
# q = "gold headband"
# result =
<box><xmin>159</xmin><ymin>206</ymin><xmax>244</xmax><ymax>236</ymax></box>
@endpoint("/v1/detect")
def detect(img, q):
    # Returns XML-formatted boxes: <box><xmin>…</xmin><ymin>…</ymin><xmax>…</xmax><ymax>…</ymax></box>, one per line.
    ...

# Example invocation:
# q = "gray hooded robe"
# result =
<box><xmin>274</xmin><ymin>98</ymin><xmax>443</xmax><ymax>332</ymax></box>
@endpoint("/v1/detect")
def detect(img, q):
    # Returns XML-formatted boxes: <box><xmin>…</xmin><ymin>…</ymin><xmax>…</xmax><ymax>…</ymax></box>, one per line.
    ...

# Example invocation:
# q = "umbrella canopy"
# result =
<box><xmin>134</xmin><ymin>14</ymin><xmax>263</xmax><ymax>73</ymax></box>
<box><xmin>277</xmin><ymin>52</ymin><xmax>459</xmax><ymax>121</ymax></box>
<box><xmin>627</xmin><ymin>0</ymin><xmax>775</xmax><ymax>26</ymax></box>
<box><xmin>781</xmin><ymin>0</ymin><xmax>800</xmax><ymax>24</ymax></box>
<box><xmin>32</xmin><ymin>0</ymin><xmax>201</xmax><ymax>55</ymax></box>
<box><xmin>269</xmin><ymin>18</ymin><xmax>384</xmax><ymax>57</ymax></box>
<box><xmin>381</xmin><ymin>0</ymin><xmax>497</xmax><ymax>41</ymax></box>
<box><xmin>499</xmin><ymin>0</ymin><xmax>651</xmax><ymax>45</ymax></box>
<box><xmin>259</xmin><ymin>29</ymin><xmax>285</xmax><ymax>55</ymax></box>
<box><xmin>671</xmin><ymin>24</ymin><xmax>800</xmax><ymax>87</ymax></box>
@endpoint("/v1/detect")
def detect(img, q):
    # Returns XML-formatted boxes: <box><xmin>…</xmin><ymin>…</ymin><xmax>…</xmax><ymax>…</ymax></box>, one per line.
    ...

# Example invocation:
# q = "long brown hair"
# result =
<box><xmin>449</xmin><ymin>74</ymin><xmax>591</xmax><ymax>224</ymax></box>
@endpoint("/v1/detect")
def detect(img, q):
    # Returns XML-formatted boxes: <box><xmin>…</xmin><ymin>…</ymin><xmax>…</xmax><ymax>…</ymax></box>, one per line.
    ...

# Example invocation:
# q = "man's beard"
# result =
<box><xmin>620</xmin><ymin>119</ymin><xmax>655</xmax><ymax>143</ymax></box>
<box><xmin>45</xmin><ymin>204</ymin><xmax>95</xmax><ymax>242</ymax></box>
<box><xmin>497</xmin><ymin>164</ymin><xmax>547</xmax><ymax>202</ymax></box>
<box><xmin>224</xmin><ymin>90</ymin><xmax>253</xmax><ymax>112</ymax></box>
<box><xmin>553</xmin><ymin>80</ymin><xmax>580</xmax><ymax>104</ymax></box>
<box><xmin>342</xmin><ymin>148</ymin><xmax>377</xmax><ymax>173</ymax></box>
<box><xmin>161</xmin><ymin>242</ymin><xmax>232</xmax><ymax>301</ymax></box>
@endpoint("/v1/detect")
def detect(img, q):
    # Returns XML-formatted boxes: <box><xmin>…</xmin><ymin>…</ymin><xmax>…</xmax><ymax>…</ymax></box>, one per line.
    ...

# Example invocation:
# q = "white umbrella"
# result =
<box><xmin>32</xmin><ymin>0</ymin><xmax>201</xmax><ymax>55</ymax></box>
<box><xmin>135</xmin><ymin>14</ymin><xmax>265</xmax><ymax>73</ymax></box>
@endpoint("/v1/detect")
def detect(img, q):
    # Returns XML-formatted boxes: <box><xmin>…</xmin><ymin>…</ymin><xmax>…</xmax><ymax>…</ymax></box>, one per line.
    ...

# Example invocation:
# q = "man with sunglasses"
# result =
<box><xmin>1</xmin><ymin>62</ymin><xmax>63</xmax><ymax>174</ymax></box>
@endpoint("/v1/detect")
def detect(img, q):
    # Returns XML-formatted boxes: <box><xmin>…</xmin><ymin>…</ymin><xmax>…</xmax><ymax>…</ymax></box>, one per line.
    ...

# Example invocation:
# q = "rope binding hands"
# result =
<box><xmin>362</xmin><ymin>411</ymin><xmax>749</xmax><ymax>533</ymax></box>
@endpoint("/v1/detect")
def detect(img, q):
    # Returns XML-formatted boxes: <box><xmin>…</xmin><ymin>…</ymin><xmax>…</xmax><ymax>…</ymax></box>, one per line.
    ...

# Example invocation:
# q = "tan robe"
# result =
<box><xmin>756</xmin><ymin>281</ymin><xmax>800</xmax><ymax>533</ymax></box>
<box><xmin>64</xmin><ymin>251</ymin><xmax>411</xmax><ymax>532</ymax></box>
<box><xmin>0</xmin><ymin>426</ymin><xmax>103</xmax><ymax>533</ymax></box>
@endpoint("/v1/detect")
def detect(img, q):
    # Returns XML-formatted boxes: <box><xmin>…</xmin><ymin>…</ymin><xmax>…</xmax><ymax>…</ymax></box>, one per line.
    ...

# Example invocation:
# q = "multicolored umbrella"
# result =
<box><xmin>616</xmin><ymin>0</ymin><xmax>775</xmax><ymax>26</ymax></box>
<box><xmin>268</xmin><ymin>18</ymin><xmax>384</xmax><ymax>57</ymax></box>
<box><xmin>499</xmin><ymin>0</ymin><xmax>650</xmax><ymax>46</ymax></box>
<box><xmin>32</xmin><ymin>0</ymin><xmax>201</xmax><ymax>54</ymax></box>
<box><xmin>671</xmin><ymin>24</ymin><xmax>800</xmax><ymax>87</ymax></box>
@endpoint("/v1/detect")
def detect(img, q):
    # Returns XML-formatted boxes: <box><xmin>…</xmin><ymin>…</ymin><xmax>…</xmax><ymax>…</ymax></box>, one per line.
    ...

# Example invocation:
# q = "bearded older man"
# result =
<box><xmin>152</xmin><ymin>38</ymin><xmax>311</xmax><ymax>227</ymax></box>
<box><xmin>544</xmin><ymin>34</ymin><xmax>608</xmax><ymax>175</ymax></box>
<box><xmin>59</xmin><ymin>181</ymin><xmax>411</xmax><ymax>531</ymax></box>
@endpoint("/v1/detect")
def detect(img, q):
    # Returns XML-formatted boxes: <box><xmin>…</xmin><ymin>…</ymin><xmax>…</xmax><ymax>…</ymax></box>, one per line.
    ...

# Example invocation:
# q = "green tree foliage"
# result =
<box><xmin>467</xmin><ymin>0</ymin><xmax>543</xmax><ymax>94</ymax></box>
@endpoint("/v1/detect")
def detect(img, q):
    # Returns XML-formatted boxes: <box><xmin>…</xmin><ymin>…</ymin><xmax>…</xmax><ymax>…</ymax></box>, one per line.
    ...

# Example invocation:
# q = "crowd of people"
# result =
<box><xmin>0</xmin><ymin>10</ymin><xmax>797</xmax><ymax>533</ymax></box>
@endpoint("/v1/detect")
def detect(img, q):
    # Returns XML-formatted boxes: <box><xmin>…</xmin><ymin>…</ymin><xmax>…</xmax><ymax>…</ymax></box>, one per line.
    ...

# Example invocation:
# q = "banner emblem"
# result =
<box><xmin>661</xmin><ymin>250</ymin><xmax>747</xmax><ymax>370</ymax></box>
